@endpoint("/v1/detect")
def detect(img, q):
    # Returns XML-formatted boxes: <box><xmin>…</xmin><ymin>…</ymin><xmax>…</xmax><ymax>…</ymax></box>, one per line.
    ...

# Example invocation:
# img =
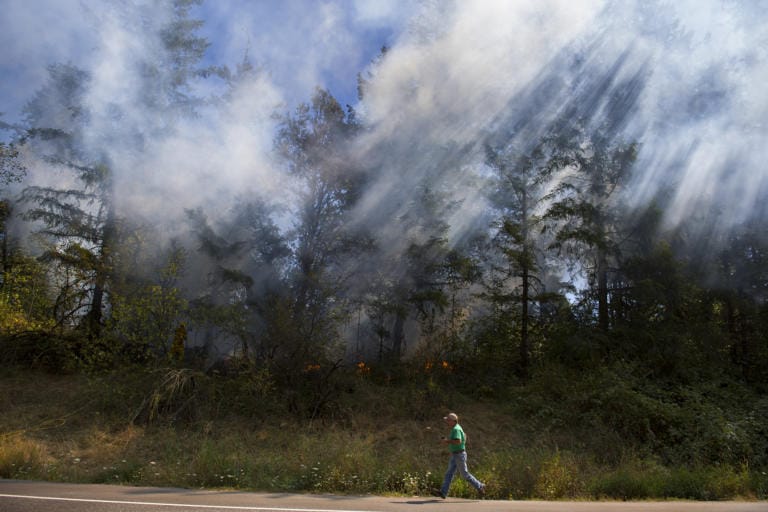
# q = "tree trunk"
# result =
<box><xmin>88</xmin><ymin>282</ymin><xmax>104</xmax><ymax>338</ymax></box>
<box><xmin>597</xmin><ymin>242</ymin><xmax>609</xmax><ymax>331</ymax></box>
<box><xmin>520</xmin><ymin>187</ymin><xmax>531</xmax><ymax>377</ymax></box>
<box><xmin>88</xmin><ymin>179</ymin><xmax>117</xmax><ymax>339</ymax></box>
<box><xmin>391</xmin><ymin>308</ymin><xmax>405</xmax><ymax>361</ymax></box>
<box><xmin>520</xmin><ymin>265</ymin><xmax>530</xmax><ymax>378</ymax></box>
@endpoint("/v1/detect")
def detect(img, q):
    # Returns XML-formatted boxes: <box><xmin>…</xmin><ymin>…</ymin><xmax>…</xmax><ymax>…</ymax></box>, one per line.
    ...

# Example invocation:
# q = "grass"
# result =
<box><xmin>0</xmin><ymin>366</ymin><xmax>766</xmax><ymax>501</ymax></box>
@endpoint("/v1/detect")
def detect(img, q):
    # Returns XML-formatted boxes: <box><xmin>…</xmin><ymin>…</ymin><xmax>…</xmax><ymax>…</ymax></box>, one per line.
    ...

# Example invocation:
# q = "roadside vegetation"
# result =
<box><xmin>1</xmin><ymin>358</ymin><xmax>766</xmax><ymax>501</ymax></box>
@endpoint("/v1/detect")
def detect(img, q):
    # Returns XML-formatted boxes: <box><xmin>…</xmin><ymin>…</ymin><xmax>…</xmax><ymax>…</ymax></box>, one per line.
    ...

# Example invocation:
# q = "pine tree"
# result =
<box><xmin>544</xmin><ymin>123</ymin><xmax>637</xmax><ymax>331</ymax></box>
<box><xmin>483</xmin><ymin>140</ymin><xmax>551</xmax><ymax>376</ymax></box>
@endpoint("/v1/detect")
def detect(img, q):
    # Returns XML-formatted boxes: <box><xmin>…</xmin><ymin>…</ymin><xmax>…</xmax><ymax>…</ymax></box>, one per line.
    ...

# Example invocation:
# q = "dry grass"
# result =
<box><xmin>1</xmin><ymin>368</ymin><xmax>765</xmax><ymax>500</ymax></box>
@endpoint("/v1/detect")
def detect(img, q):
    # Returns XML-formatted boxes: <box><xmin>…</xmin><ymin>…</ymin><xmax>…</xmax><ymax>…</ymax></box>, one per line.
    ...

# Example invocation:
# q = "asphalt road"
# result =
<box><xmin>0</xmin><ymin>479</ymin><xmax>765</xmax><ymax>512</ymax></box>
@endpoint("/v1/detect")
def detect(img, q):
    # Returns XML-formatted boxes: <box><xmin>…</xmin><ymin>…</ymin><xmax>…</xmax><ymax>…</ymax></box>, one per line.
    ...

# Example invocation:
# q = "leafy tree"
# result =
<box><xmin>185</xmin><ymin>200</ymin><xmax>290</xmax><ymax>362</ymax></box>
<box><xmin>407</xmin><ymin>225</ymin><xmax>479</xmax><ymax>359</ymax></box>
<box><xmin>0</xmin><ymin>247</ymin><xmax>53</xmax><ymax>334</ymax></box>
<box><xmin>275</xmin><ymin>88</ymin><xmax>366</xmax><ymax>358</ymax></box>
<box><xmin>18</xmin><ymin>1</ymin><xmax>216</xmax><ymax>342</ymax></box>
<box><xmin>711</xmin><ymin>221</ymin><xmax>768</xmax><ymax>383</ymax></box>
<box><xmin>109</xmin><ymin>245</ymin><xmax>188</xmax><ymax>362</ymax></box>
<box><xmin>362</xmin><ymin>184</ymin><xmax>479</xmax><ymax>364</ymax></box>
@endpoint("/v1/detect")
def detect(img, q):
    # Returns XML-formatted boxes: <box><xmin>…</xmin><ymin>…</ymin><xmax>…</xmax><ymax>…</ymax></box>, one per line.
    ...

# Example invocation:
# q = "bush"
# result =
<box><xmin>589</xmin><ymin>469</ymin><xmax>655</xmax><ymax>500</ymax></box>
<box><xmin>533</xmin><ymin>451</ymin><xmax>583</xmax><ymax>499</ymax></box>
<box><xmin>0</xmin><ymin>331</ymin><xmax>118</xmax><ymax>373</ymax></box>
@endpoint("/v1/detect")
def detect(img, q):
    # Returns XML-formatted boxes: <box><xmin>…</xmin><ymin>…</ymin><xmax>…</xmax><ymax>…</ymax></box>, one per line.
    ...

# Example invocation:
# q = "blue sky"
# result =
<box><xmin>193</xmin><ymin>0</ymin><xmax>411</xmax><ymax>108</ymax></box>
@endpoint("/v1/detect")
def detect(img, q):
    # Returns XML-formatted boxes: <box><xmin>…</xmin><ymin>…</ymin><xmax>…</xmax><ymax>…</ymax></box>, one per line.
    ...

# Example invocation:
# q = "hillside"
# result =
<box><xmin>1</xmin><ymin>362</ymin><xmax>766</xmax><ymax>501</ymax></box>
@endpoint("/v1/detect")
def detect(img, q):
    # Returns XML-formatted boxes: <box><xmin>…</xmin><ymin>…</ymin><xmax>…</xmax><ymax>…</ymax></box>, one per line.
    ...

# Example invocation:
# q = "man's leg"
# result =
<box><xmin>455</xmin><ymin>452</ymin><xmax>484</xmax><ymax>491</ymax></box>
<box><xmin>440</xmin><ymin>454</ymin><xmax>457</xmax><ymax>497</ymax></box>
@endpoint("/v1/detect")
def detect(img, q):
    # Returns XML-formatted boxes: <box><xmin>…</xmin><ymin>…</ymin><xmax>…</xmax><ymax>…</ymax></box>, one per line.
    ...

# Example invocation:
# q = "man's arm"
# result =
<box><xmin>442</xmin><ymin>430</ymin><xmax>463</xmax><ymax>445</ymax></box>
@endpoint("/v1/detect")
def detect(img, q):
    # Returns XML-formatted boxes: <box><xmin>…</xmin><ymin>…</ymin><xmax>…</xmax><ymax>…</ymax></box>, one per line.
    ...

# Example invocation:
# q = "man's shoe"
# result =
<box><xmin>478</xmin><ymin>485</ymin><xmax>486</xmax><ymax>497</ymax></box>
<box><xmin>431</xmin><ymin>490</ymin><xmax>446</xmax><ymax>499</ymax></box>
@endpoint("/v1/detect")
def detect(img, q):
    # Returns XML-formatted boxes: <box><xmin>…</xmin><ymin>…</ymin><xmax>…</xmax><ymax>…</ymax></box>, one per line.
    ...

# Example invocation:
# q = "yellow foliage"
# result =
<box><xmin>0</xmin><ymin>295</ymin><xmax>52</xmax><ymax>333</ymax></box>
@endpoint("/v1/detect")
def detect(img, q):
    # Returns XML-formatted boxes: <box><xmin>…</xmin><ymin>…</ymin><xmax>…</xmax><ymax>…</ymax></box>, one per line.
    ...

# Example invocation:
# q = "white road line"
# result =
<box><xmin>0</xmin><ymin>494</ymin><xmax>379</xmax><ymax>512</ymax></box>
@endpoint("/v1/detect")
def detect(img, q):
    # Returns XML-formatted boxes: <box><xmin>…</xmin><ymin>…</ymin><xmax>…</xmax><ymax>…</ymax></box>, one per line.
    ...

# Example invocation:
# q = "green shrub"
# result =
<box><xmin>533</xmin><ymin>451</ymin><xmax>583</xmax><ymax>499</ymax></box>
<box><xmin>589</xmin><ymin>469</ymin><xmax>654</xmax><ymax>500</ymax></box>
<box><xmin>478</xmin><ymin>449</ymin><xmax>541</xmax><ymax>499</ymax></box>
<box><xmin>751</xmin><ymin>471</ymin><xmax>768</xmax><ymax>499</ymax></box>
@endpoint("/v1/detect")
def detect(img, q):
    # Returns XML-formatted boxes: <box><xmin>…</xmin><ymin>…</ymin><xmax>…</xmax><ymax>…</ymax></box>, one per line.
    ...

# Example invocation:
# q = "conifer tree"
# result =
<box><xmin>544</xmin><ymin>124</ymin><xmax>637</xmax><ymax>331</ymax></box>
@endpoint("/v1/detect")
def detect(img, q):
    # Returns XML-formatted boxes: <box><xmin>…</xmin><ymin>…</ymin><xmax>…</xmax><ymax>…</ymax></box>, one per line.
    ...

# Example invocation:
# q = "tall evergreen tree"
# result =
<box><xmin>483</xmin><ymin>140</ymin><xmax>551</xmax><ymax>376</ymax></box>
<box><xmin>19</xmin><ymin>64</ymin><xmax>116</xmax><ymax>337</ymax></box>
<box><xmin>19</xmin><ymin>0</ymin><xmax>215</xmax><ymax>339</ymax></box>
<box><xmin>544</xmin><ymin>124</ymin><xmax>637</xmax><ymax>331</ymax></box>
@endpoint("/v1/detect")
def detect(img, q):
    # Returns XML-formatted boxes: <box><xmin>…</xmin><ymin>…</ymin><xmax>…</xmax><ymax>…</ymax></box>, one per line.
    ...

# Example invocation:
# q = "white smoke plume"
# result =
<box><xmin>352</xmin><ymin>0</ymin><xmax>768</xmax><ymax>246</ymax></box>
<box><xmin>1</xmin><ymin>0</ymin><xmax>766</xmax><ymax>251</ymax></box>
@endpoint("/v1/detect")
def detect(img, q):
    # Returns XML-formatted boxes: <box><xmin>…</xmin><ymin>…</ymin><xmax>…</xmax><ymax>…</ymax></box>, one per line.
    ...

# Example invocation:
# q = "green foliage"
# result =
<box><xmin>109</xmin><ymin>250</ymin><xmax>188</xmax><ymax>363</ymax></box>
<box><xmin>0</xmin><ymin>331</ymin><xmax>115</xmax><ymax>372</ymax></box>
<box><xmin>110</xmin><ymin>284</ymin><xmax>187</xmax><ymax>361</ymax></box>
<box><xmin>169</xmin><ymin>323</ymin><xmax>187</xmax><ymax>364</ymax></box>
<box><xmin>0</xmin><ymin>252</ymin><xmax>53</xmax><ymax>333</ymax></box>
<box><xmin>506</xmin><ymin>360</ymin><xmax>768</xmax><ymax>474</ymax></box>
<box><xmin>534</xmin><ymin>451</ymin><xmax>583</xmax><ymax>499</ymax></box>
<box><xmin>589</xmin><ymin>463</ymin><xmax>758</xmax><ymax>501</ymax></box>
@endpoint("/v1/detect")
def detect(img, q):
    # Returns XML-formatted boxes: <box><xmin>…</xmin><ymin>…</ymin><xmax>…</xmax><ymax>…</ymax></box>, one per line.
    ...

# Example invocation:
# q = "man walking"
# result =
<box><xmin>438</xmin><ymin>412</ymin><xmax>485</xmax><ymax>499</ymax></box>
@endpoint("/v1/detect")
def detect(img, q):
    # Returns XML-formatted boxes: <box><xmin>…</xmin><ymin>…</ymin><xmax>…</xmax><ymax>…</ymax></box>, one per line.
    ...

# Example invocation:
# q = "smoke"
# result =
<box><xmin>349</xmin><ymin>0</ymin><xmax>768</xmax><ymax>250</ymax></box>
<box><xmin>0</xmin><ymin>1</ymin><xmax>99</xmax><ymax>130</ymax></box>
<box><xmin>612</xmin><ymin>0</ymin><xmax>768</xmax><ymax>233</ymax></box>
<box><xmin>7</xmin><ymin>1</ymin><xmax>288</xmax><ymax>241</ymax></box>
<box><xmin>3</xmin><ymin>0</ymin><xmax>767</xmax><ymax>257</ymax></box>
<box><xmin>350</xmin><ymin>0</ymin><xmax>606</xmax><ymax>253</ymax></box>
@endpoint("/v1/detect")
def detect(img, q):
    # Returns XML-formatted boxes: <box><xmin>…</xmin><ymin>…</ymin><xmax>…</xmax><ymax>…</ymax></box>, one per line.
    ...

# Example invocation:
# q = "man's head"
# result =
<box><xmin>443</xmin><ymin>412</ymin><xmax>459</xmax><ymax>425</ymax></box>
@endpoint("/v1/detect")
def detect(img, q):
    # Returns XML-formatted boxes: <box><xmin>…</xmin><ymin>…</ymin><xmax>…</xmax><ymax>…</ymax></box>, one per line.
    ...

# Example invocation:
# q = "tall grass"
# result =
<box><xmin>0</xmin><ymin>367</ymin><xmax>765</xmax><ymax>500</ymax></box>
<box><xmin>0</xmin><ymin>435</ymin><xmax>47</xmax><ymax>479</ymax></box>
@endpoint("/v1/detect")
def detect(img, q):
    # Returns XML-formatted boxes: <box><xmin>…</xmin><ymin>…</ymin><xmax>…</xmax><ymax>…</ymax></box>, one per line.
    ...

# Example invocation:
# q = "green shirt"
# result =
<box><xmin>448</xmin><ymin>423</ymin><xmax>466</xmax><ymax>452</ymax></box>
